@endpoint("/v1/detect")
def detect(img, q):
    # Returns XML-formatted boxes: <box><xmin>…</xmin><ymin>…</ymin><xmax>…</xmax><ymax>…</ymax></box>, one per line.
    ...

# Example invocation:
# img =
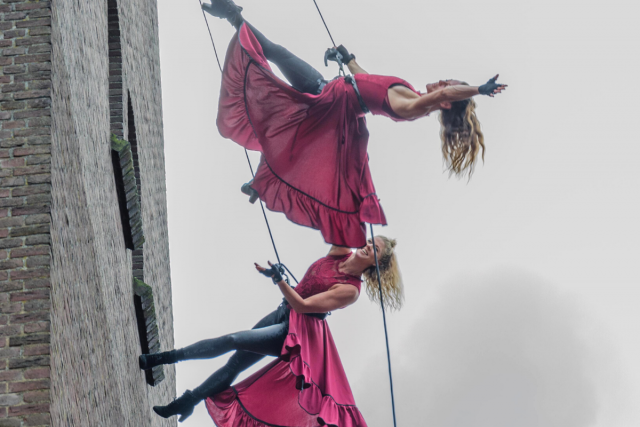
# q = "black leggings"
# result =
<box><xmin>245</xmin><ymin>22</ymin><xmax>326</xmax><ymax>95</ymax></box>
<box><xmin>183</xmin><ymin>303</ymin><xmax>290</xmax><ymax>400</ymax></box>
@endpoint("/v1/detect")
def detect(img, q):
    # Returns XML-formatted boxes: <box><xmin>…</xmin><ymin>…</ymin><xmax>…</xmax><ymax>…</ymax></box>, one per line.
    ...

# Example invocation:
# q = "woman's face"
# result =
<box><xmin>355</xmin><ymin>237</ymin><xmax>386</xmax><ymax>266</ymax></box>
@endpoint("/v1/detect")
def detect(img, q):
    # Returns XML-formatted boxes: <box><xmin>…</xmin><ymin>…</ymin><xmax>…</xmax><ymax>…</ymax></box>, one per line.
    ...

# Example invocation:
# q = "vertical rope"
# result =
<box><xmin>370</xmin><ymin>223</ymin><xmax>398</xmax><ymax>427</ymax></box>
<box><xmin>198</xmin><ymin>0</ymin><xmax>223</xmax><ymax>72</ymax></box>
<box><xmin>244</xmin><ymin>151</ymin><xmax>282</xmax><ymax>266</ymax></box>
<box><xmin>197</xmin><ymin>0</ymin><xmax>296</xmax><ymax>281</ymax></box>
<box><xmin>311</xmin><ymin>0</ymin><xmax>337</xmax><ymax>46</ymax></box>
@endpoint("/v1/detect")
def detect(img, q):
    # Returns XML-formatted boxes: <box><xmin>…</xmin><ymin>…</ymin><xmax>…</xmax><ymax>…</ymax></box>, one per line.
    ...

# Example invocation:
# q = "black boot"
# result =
<box><xmin>241</xmin><ymin>180</ymin><xmax>259</xmax><ymax>204</ymax></box>
<box><xmin>139</xmin><ymin>349</ymin><xmax>181</xmax><ymax>370</ymax></box>
<box><xmin>153</xmin><ymin>390</ymin><xmax>200</xmax><ymax>422</ymax></box>
<box><xmin>201</xmin><ymin>0</ymin><xmax>244</xmax><ymax>28</ymax></box>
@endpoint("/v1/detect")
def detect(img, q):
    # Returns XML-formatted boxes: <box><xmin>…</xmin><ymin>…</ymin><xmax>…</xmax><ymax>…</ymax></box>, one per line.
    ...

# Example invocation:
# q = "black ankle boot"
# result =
<box><xmin>201</xmin><ymin>0</ymin><xmax>244</xmax><ymax>28</ymax></box>
<box><xmin>153</xmin><ymin>390</ymin><xmax>200</xmax><ymax>422</ymax></box>
<box><xmin>241</xmin><ymin>180</ymin><xmax>259</xmax><ymax>204</ymax></box>
<box><xmin>139</xmin><ymin>349</ymin><xmax>181</xmax><ymax>370</ymax></box>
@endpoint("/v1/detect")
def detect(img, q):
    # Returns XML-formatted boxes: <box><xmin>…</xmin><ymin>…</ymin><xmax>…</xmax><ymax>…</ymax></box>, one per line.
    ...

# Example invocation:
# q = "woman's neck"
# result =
<box><xmin>338</xmin><ymin>252</ymin><xmax>369</xmax><ymax>277</ymax></box>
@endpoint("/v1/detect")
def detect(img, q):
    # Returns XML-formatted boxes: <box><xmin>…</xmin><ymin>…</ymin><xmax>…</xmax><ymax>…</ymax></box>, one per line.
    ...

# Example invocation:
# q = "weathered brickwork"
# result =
<box><xmin>47</xmin><ymin>0</ymin><xmax>175</xmax><ymax>425</ymax></box>
<box><xmin>0</xmin><ymin>0</ymin><xmax>52</xmax><ymax>425</ymax></box>
<box><xmin>1</xmin><ymin>0</ymin><xmax>174</xmax><ymax>425</ymax></box>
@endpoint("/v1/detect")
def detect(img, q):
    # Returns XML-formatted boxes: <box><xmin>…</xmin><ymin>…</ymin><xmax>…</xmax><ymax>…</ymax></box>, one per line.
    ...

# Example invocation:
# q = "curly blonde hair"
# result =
<box><xmin>439</xmin><ymin>97</ymin><xmax>485</xmax><ymax>178</ymax></box>
<box><xmin>362</xmin><ymin>236</ymin><xmax>404</xmax><ymax>311</ymax></box>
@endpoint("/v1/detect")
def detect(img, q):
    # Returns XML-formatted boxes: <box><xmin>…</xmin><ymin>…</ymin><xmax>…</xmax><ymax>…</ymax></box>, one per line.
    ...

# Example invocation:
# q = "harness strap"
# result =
<box><xmin>345</xmin><ymin>75</ymin><xmax>370</xmax><ymax>114</ymax></box>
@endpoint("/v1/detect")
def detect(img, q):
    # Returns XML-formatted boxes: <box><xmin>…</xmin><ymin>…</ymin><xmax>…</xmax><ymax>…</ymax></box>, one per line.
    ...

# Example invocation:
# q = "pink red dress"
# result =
<box><xmin>217</xmin><ymin>23</ymin><xmax>421</xmax><ymax>248</ymax></box>
<box><xmin>205</xmin><ymin>254</ymin><xmax>366</xmax><ymax>427</ymax></box>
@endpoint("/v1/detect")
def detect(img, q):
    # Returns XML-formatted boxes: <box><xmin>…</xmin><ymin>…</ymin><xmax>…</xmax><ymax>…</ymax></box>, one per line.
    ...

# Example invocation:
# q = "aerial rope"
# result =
<box><xmin>197</xmin><ymin>1</ymin><xmax>398</xmax><ymax>425</ymax></box>
<box><xmin>197</xmin><ymin>0</ymin><xmax>298</xmax><ymax>284</ymax></box>
<box><xmin>309</xmin><ymin>5</ymin><xmax>399</xmax><ymax>426</ymax></box>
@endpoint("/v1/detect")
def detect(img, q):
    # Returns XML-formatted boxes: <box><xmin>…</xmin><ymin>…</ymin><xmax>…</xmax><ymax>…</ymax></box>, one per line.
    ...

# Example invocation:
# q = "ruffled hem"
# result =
<box><xmin>206</xmin><ymin>311</ymin><xmax>367</xmax><ymax>427</ymax></box>
<box><xmin>252</xmin><ymin>163</ymin><xmax>385</xmax><ymax>248</ymax></box>
<box><xmin>282</xmin><ymin>334</ymin><xmax>367</xmax><ymax>427</ymax></box>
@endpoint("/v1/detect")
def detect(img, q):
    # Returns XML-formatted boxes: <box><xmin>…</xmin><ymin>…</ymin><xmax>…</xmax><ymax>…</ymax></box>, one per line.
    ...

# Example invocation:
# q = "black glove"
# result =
<box><xmin>259</xmin><ymin>263</ymin><xmax>285</xmax><ymax>284</ymax></box>
<box><xmin>478</xmin><ymin>75</ymin><xmax>506</xmax><ymax>96</ymax></box>
<box><xmin>336</xmin><ymin>45</ymin><xmax>355</xmax><ymax>64</ymax></box>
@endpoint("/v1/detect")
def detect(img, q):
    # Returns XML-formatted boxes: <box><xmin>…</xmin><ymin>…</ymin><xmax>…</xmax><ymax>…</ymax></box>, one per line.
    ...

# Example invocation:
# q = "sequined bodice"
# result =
<box><xmin>294</xmin><ymin>254</ymin><xmax>362</xmax><ymax>299</ymax></box>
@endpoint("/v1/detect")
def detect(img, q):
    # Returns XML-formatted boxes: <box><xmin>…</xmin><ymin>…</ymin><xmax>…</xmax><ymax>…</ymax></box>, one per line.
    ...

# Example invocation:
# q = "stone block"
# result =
<box><xmin>0</xmin><ymin>239</ymin><xmax>22</xmax><ymax>250</ymax></box>
<box><xmin>0</xmin><ymin>259</ymin><xmax>22</xmax><ymax>270</ymax></box>
<box><xmin>9</xmin><ymin>225</ymin><xmax>50</xmax><ymax>238</ymax></box>
<box><xmin>8</xmin><ymin>289</ymin><xmax>49</xmax><ymax>302</ymax></box>
<box><xmin>11</xmin><ymin>146</ymin><xmax>50</xmax><ymax>157</ymax></box>
<box><xmin>10</xmin><ymin>332</ymin><xmax>49</xmax><ymax>346</ymax></box>
<box><xmin>9</xmin><ymin>312</ymin><xmax>49</xmax><ymax>324</ymax></box>
<box><xmin>24</xmin><ymin>215</ymin><xmax>50</xmax><ymax>225</ymax></box>
<box><xmin>23</xmin><ymin>368</ymin><xmax>48</xmax><ymax>380</ymax></box>
<box><xmin>15</xmin><ymin>19</ymin><xmax>51</xmax><ymax>29</ymax></box>
<box><xmin>11</xmin><ymin>184</ymin><xmax>50</xmax><ymax>197</ymax></box>
<box><xmin>0</xmin><ymin>394</ymin><xmax>21</xmax><ymax>406</ymax></box>
<box><xmin>25</xmin><ymin>256</ymin><xmax>49</xmax><ymax>268</ymax></box>
<box><xmin>23</xmin><ymin>279</ymin><xmax>49</xmax><ymax>290</ymax></box>
<box><xmin>22</xmin><ymin>390</ymin><xmax>48</xmax><ymax>403</ymax></box>
<box><xmin>0</xmin><ymin>418</ymin><xmax>21</xmax><ymax>427</ymax></box>
<box><xmin>0</xmin><ymin>371</ymin><xmax>22</xmax><ymax>382</ymax></box>
<box><xmin>0</xmin><ymin>325</ymin><xmax>22</xmax><ymax>337</ymax></box>
<box><xmin>9</xmin><ymin>379</ymin><xmax>50</xmax><ymax>393</ymax></box>
<box><xmin>7</xmin><ymin>403</ymin><xmax>49</xmax><ymax>416</ymax></box>
<box><xmin>10</xmin><ymin>246</ymin><xmax>49</xmax><ymax>258</ymax></box>
<box><xmin>22</xmin><ymin>345</ymin><xmax>49</xmax><ymax>357</ymax></box>
<box><xmin>7</xmin><ymin>356</ymin><xmax>49</xmax><ymax>370</ymax></box>
<box><xmin>26</xmin><ymin>174</ymin><xmax>50</xmax><ymax>184</ymax></box>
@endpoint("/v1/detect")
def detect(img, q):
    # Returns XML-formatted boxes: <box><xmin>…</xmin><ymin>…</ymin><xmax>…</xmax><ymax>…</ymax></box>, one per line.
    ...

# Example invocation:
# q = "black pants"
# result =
<box><xmin>246</xmin><ymin>22</ymin><xmax>326</xmax><ymax>95</ymax></box>
<box><xmin>185</xmin><ymin>303</ymin><xmax>290</xmax><ymax>400</ymax></box>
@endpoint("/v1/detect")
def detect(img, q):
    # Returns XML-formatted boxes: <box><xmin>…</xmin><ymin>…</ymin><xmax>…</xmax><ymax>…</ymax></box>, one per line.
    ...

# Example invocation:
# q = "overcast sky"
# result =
<box><xmin>156</xmin><ymin>1</ymin><xmax>640</xmax><ymax>426</ymax></box>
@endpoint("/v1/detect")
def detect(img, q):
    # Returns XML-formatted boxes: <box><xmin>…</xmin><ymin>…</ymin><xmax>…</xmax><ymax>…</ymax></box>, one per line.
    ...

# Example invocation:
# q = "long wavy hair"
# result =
<box><xmin>439</xmin><ymin>96</ymin><xmax>485</xmax><ymax>177</ymax></box>
<box><xmin>362</xmin><ymin>236</ymin><xmax>404</xmax><ymax>311</ymax></box>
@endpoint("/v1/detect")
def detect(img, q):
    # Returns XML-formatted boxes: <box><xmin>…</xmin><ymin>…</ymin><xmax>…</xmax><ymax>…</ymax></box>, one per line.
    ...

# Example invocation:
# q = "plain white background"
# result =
<box><xmin>157</xmin><ymin>1</ymin><xmax>640</xmax><ymax>425</ymax></box>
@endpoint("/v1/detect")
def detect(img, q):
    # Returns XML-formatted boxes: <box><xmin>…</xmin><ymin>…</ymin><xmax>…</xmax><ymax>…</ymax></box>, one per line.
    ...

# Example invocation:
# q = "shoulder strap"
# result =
<box><xmin>345</xmin><ymin>75</ymin><xmax>370</xmax><ymax>114</ymax></box>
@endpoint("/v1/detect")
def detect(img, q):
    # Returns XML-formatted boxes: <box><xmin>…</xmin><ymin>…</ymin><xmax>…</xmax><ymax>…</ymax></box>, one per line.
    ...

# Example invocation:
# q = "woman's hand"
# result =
<box><xmin>478</xmin><ymin>74</ymin><xmax>508</xmax><ymax>97</ymax></box>
<box><xmin>254</xmin><ymin>261</ymin><xmax>284</xmax><ymax>284</ymax></box>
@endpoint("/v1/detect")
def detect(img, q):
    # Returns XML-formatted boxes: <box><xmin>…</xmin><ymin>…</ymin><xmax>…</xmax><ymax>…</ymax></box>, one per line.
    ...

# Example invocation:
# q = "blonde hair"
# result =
<box><xmin>362</xmin><ymin>236</ymin><xmax>404</xmax><ymax>311</ymax></box>
<box><xmin>439</xmin><ymin>98</ymin><xmax>485</xmax><ymax>178</ymax></box>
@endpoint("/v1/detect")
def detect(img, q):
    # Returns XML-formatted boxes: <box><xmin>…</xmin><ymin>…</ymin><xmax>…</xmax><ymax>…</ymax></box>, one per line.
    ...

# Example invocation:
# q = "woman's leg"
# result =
<box><xmin>176</xmin><ymin>320</ymin><xmax>288</xmax><ymax>360</ymax></box>
<box><xmin>245</xmin><ymin>22</ymin><xmax>326</xmax><ymax>95</ymax></box>
<box><xmin>202</xmin><ymin>1</ymin><xmax>326</xmax><ymax>93</ymax></box>
<box><xmin>140</xmin><ymin>305</ymin><xmax>288</xmax><ymax>369</ymax></box>
<box><xmin>153</xmin><ymin>350</ymin><xmax>268</xmax><ymax>421</ymax></box>
<box><xmin>151</xmin><ymin>305</ymin><xmax>290</xmax><ymax>420</ymax></box>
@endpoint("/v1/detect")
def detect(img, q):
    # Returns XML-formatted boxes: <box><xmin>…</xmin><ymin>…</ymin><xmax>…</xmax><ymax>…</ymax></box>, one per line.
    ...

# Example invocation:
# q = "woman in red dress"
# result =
<box><xmin>204</xmin><ymin>0</ymin><xmax>507</xmax><ymax>248</ymax></box>
<box><xmin>140</xmin><ymin>236</ymin><xmax>402</xmax><ymax>426</ymax></box>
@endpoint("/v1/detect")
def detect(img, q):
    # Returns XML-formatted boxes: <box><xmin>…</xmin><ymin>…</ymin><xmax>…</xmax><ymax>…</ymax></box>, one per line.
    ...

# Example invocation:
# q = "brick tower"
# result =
<box><xmin>0</xmin><ymin>0</ymin><xmax>176</xmax><ymax>425</ymax></box>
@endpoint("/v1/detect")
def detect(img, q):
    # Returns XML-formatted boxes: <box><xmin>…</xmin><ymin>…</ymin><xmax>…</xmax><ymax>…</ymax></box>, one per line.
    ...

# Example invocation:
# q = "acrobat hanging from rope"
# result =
<box><xmin>143</xmin><ymin>236</ymin><xmax>402</xmax><ymax>425</ymax></box>
<box><xmin>209</xmin><ymin>0</ymin><xmax>506</xmax><ymax>249</ymax></box>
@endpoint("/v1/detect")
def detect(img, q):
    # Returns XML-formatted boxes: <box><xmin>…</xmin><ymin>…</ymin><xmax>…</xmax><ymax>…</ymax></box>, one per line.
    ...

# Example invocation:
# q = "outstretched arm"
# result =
<box><xmin>255</xmin><ymin>262</ymin><xmax>359</xmax><ymax>313</ymax></box>
<box><xmin>391</xmin><ymin>75</ymin><xmax>507</xmax><ymax>120</ymax></box>
<box><xmin>394</xmin><ymin>84</ymin><xmax>481</xmax><ymax>118</ymax></box>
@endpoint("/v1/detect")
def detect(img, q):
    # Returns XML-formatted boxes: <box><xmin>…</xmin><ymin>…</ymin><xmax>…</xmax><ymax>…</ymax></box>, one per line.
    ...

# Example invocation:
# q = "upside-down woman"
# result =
<box><xmin>140</xmin><ymin>236</ymin><xmax>402</xmax><ymax>426</ymax></box>
<box><xmin>203</xmin><ymin>0</ymin><xmax>507</xmax><ymax>248</ymax></box>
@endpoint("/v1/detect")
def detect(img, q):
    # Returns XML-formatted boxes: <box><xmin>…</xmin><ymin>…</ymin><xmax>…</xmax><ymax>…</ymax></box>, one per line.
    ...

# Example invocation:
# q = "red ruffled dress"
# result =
<box><xmin>206</xmin><ymin>254</ymin><xmax>366</xmax><ymax>427</ymax></box>
<box><xmin>217</xmin><ymin>23</ymin><xmax>422</xmax><ymax>248</ymax></box>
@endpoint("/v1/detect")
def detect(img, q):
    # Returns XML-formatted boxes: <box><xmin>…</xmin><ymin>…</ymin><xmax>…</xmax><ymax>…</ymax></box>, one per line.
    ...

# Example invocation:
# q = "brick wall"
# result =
<box><xmin>0</xmin><ymin>1</ymin><xmax>52</xmax><ymax>426</ymax></box>
<box><xmin>1</xmin><ymin>0</ymin><xmax>174</xmax><ymax>424</ymax></box>
<box><xmin>47</xmin><ymin>0</ymin><xmax>175</xmax><ymax>424</ymax></box>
